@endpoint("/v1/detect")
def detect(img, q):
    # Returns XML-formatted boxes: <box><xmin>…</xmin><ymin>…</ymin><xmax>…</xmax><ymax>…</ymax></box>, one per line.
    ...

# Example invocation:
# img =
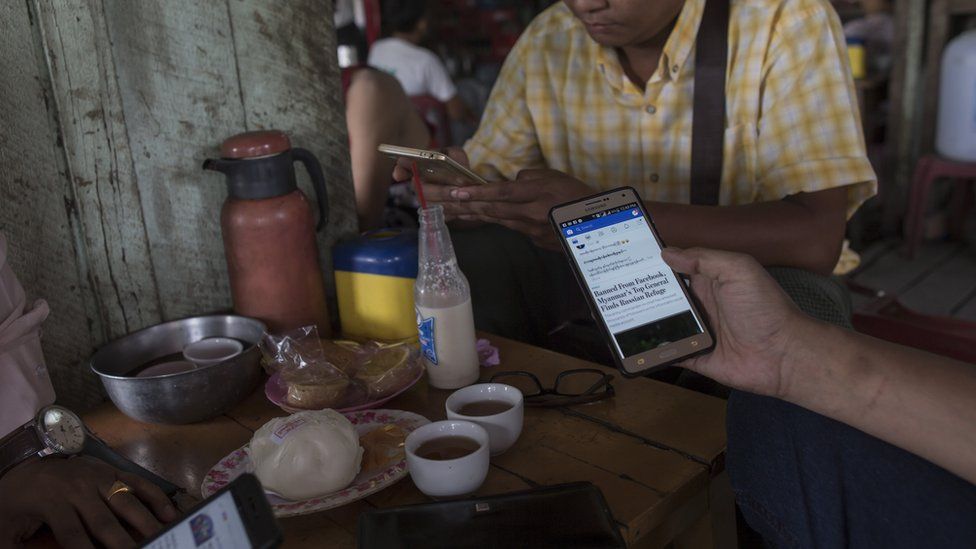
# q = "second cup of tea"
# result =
<box><xmin>405</xmin><ymin>420</ymin><xmax>489</xmax><ymax>497</ymax></box>
<box><xmin>445</xmin><ymin>383</ymin><xmax>523</xmax><ymax>455</ymax></box>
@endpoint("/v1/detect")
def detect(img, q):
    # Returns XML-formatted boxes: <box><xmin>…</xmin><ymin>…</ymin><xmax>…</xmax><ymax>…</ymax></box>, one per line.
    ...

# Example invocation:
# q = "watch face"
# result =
<box><xmin>38</xmin><ymin>407</ymin><xmax>85</xmax><ymax>454</ymax></box>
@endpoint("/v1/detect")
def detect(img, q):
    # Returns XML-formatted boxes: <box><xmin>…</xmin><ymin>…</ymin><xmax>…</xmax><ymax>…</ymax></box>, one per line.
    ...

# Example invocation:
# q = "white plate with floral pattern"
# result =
<box><xmin>200</xmin><ymin>409</ymin><xmax>429</xmax><ymax>517</ymax></box>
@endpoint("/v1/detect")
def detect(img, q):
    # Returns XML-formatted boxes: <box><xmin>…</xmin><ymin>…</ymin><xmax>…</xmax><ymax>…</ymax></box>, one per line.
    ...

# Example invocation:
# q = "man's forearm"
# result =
<box><xmin>644</xmin><ymin>187</ymin><xmax>848</xmax><ymax>274</ymax></box>
<box><xmin>782</xmin><ymin>320</ymin><xmax>976</xmax><ymax>484</ymax></box>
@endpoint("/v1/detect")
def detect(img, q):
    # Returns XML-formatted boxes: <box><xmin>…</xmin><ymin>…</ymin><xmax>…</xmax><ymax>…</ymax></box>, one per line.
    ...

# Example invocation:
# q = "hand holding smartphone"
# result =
<box><xmin>549</xmin><ymin>187</ymin><xmax>714</xmax><ymax>376</ymax></box>
<box><xmin>141</xmin><ymin>474</ymin><xmax>282</xmax><ymax>549</ymax></box>
<box><xmin>379</xmin><ymin>144</ymin><xmax>488</xmax><ymax>186</ymax></box>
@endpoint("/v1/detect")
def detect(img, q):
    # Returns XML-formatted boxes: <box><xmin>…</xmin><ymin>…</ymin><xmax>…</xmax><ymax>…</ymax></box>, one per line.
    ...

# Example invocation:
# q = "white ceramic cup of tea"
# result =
<box><xmin>405</xmin><ymin>420</ymin><xmax>490</xmax><ymax>497</ymax></box>
<box><xmin>445</xmin><ymin>383</ymin><xmax>524</xmax><ymax>456</ymax></box>
<box><xmin>182</xmin><ymin>337</ymin><xmax>243</xmax><ymax>366</ymax></box>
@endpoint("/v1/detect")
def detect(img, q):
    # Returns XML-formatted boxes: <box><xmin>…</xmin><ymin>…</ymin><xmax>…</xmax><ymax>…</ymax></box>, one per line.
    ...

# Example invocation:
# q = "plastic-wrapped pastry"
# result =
<box><xmin>250</xmin><ymin>409</ymin><xmax>363</xmax><ymax>500</ymax></box>
<box><xmin>355</xmin><ymin>344</ymin><xmax>421</xmax><ymax>399</ymax></box>
<box><xmin>284</xmin><ymin>377</ymin><xmax>350</xmax><ymax>409</ymax></box>
<box><xmin>320</xmin><ymin>339</ymin><xmax>364</xmax><ymax>377</ymax></box>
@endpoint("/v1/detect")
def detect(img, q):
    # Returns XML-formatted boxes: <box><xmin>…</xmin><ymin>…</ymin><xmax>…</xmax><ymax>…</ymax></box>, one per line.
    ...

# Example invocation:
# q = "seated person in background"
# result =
<box><xmin>368</xmin><ymin>0</ymin><xmax>476</xmax><ymax>127</ymax></box>
<box><xmin>395</xmin><ymin>0</ymin><xmax>876</xmax><ymax>345</ymax></box>
<box><xmin>661</xmin><ymin>246</ymin><xmax>976</xmax><ymax>546</ymax></box>
<box><xmin>0</xmin><ymin>232</ymin><xmax>177</xmax><ymax>548</ymax></box>
<box><xmin>343</xmin><ymin>67</ymin><xmax>430</xmax><ymax>230</ymax></box>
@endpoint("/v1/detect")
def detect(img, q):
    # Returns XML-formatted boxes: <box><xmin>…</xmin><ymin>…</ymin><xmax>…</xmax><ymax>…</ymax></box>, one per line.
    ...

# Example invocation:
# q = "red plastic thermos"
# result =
<box><xmin>203</xmin><ymin>130</ymin><xmax>331</xmax><ymax>336</ymax></box>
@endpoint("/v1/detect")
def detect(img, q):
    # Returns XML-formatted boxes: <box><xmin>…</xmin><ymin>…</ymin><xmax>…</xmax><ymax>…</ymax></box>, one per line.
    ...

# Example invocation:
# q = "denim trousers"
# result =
<box><xmin>728</xmin><ymin>391</ymin><xmax>976</xmax><ymax>548</ymax></box>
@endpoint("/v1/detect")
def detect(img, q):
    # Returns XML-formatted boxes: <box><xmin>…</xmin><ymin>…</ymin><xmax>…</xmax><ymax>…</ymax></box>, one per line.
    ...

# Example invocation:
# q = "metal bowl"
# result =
<box><xmin>91</xmin><ymin>315</ymin><xmax>266</xmax><ymax>424</ymax></box>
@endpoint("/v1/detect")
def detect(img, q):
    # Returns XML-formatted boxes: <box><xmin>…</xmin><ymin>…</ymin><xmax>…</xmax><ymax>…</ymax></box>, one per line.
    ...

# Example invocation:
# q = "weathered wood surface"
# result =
<box><xmin>0</xmin><ymin>0</ymin><xmax>105</xmax><ymax>409</ymax></box>
<box><xmin>849</xmin><ymin>240</ymin><xmax>960</xmax><ymax>296</ymax></box>
<box><xmin>849</xmin><ymin>238</ymin><xmax>976</xmax><ymax>318</ymax></box>
<box><xmin>36</xmin><ymin>0</ymin><xmax>165</xmax><ymax>336</ymax></box>
<box><xmin>1</xmin><ymin>0</ymin><xmax>356</xmax><ymax>411</ymax></box>
<box><xmin>82</xmin><ymin>333</ymin><xmax>731</xmax><ymax>548</ymax></box>
<box><xmin>899</xmin><ymin>247</ymin><xmax>976</xmax><ymax>316</ymax></box>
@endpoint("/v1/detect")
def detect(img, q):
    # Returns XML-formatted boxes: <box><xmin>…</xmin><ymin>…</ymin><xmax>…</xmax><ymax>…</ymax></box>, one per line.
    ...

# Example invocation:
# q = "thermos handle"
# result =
<box><xmin>292</xmin><ymin>148</ymin><xmax>329</xmax><ymax>232</ymax></box>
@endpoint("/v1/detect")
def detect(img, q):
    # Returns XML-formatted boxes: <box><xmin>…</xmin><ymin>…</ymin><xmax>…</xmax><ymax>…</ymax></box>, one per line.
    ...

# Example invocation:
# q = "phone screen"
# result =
<box><xmin>143</xmin><ymin>491</ymin><xmax>252</xmax><ymax>549</ymax></box>
<box><xmin>560</xmin><ymin>202</ymin><xmax>704</xmax><ymax>358</ymax></box>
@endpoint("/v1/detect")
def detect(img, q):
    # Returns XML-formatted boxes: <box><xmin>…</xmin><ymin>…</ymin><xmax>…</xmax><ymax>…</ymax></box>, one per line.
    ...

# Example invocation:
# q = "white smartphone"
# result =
<box><xmin>378</xmin><ymin>144</ymin><xmax>488</xmax><ymax>186</ymax></box>
<box><xmin>549</xmin><ymin>187</ymin><xmax>714</xmax><ymax>376</ymax></box>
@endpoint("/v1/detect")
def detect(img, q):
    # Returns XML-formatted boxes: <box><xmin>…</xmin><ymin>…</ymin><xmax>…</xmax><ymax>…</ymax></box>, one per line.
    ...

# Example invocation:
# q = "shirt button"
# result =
<box><xmin>646</xmin><ymin>105</ymin><xmax>656</xmax><ymax>114</ymax></box>
<box><xmin>672</xmin><ymin>64</ymin><xmax>679</xmax><ymax>73</ymax></box>
<box><xmin>650</xmin><ymin>173</ymin><xmax>660</xmax><ymax>183</ymax></box>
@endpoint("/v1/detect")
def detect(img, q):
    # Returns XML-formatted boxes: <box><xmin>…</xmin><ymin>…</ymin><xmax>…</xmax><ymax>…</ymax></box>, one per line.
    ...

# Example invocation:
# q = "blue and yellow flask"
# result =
<box><xmin>333</xmin><ymin>229</ymin><xmax>418</xmax><ymax>342</ymax></box>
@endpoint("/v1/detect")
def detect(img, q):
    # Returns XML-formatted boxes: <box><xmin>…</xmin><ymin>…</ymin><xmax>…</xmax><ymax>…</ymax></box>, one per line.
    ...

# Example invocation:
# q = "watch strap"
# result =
<box><xmin>83</xmin><ymin>434</ymin><xmax>181</xmax><ymax>496</ymax></box>
<box><xmin>0</xmin><ymin>426</ymin><xmax>43</xmax><ymax>477</ymax></box>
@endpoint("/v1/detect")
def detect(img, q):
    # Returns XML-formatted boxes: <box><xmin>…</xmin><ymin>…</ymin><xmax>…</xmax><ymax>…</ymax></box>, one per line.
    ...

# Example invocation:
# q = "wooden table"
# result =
<box><xmin>83</xmin><ymin>334</ymin><xmax>733</xmax><ymax>548</ymax></box>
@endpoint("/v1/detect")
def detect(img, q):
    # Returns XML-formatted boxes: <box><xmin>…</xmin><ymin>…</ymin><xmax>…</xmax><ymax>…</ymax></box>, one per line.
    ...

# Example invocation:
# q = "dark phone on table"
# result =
<box><xmin>140</xmin><ymin>474</ymin><xmax>282</xmax><ymax>549</ymax></box>
<box><xmin>549</xmin><ymin>187</ymin><xmax>714</xmax><ymax>376</ymax></box>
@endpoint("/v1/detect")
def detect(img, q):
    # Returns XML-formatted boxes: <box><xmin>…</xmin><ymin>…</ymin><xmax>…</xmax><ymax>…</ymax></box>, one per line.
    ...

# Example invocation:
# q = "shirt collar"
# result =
<box><xmin>595</xmin><ymin>46</ymin><xmax>639</xmax><ymax>96</ymax></box>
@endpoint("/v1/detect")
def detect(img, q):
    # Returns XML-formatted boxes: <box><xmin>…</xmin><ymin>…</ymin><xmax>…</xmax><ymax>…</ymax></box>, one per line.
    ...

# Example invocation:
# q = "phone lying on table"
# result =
<box><xmin>549</xmin><ymin>187</ymin><xmax>714</xmax><ymax>376</ymax></box>
<box><xmin>141</xmin><ymin>474</ymin><xmax>282</xmax><ymax>549</ymax></box>
<box><xmin>378</xmin><ymin>144</ymin><xmax>488</xmax><ymax>186</ymax></box>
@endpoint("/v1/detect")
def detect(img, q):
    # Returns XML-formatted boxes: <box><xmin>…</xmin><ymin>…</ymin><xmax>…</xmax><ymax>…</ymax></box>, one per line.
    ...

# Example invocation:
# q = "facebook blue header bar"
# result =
<box><xmin>562</xmin><ymin>206</ymin><xmax>642</xmax><ymax>238</ymax></box>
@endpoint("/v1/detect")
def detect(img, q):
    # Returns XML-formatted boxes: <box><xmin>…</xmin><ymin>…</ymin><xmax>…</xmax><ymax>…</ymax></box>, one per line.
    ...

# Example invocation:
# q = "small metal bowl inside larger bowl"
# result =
<box><xmin>91</xmin><ymin>315</ymin><xmax>266</xmax><ymax>424</ymax></box>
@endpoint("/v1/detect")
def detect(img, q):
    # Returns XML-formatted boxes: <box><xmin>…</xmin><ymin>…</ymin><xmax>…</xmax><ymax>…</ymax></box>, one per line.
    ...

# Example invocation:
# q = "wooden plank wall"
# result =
<box><xmin>0</xmin><ymin>1</ymin><xmax>105</xmax><ymax>410</ymax></box>
<box><xmin>0</xmin><ymin>0</ymin><xmax>356</xmax><ymax>411</ymax></box>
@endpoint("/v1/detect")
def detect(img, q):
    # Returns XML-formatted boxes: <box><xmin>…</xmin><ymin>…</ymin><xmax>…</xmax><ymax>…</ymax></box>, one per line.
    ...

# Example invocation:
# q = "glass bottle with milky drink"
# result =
<box><xmin>415</xmin><ymin>205</ymin><xmax>479</xmax><ymax>389</ymax></box>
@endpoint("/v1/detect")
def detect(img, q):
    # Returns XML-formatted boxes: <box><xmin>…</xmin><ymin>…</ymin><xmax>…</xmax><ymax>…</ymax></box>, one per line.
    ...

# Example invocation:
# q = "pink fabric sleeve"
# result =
<box><xmin>0</xmin><ymin>233</ymin><xmax>55</xmax><ymax>438</ymax></box>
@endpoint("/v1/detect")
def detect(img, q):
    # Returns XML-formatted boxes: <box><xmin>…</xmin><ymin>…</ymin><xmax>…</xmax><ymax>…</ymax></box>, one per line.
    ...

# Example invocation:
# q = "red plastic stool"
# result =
<box><xmin>904</xmin><ymin>154</ymin><xmax>976</xmax><ymax>258</ymax></box>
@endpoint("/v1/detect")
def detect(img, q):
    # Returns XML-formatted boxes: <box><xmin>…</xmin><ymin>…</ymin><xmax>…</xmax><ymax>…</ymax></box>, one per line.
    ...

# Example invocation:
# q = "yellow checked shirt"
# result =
<box><xmin>464</xmin><ymin>0</ymin><xmax>877</xmax><ymax>219</ymax></box>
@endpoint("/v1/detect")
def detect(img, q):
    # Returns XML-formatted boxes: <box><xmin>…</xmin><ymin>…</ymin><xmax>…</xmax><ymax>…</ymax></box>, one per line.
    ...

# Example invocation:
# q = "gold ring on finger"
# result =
<box><xmin>106</xmin><ymin>480</ymin><xmax>133</xmax><ymax>501</ymax></box>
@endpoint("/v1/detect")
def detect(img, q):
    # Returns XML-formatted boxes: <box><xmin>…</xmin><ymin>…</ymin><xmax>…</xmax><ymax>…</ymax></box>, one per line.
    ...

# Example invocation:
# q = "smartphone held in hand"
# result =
<box><xmin>378</xmin><ymin>144</ymin><xmax>488</xmax><ymax>186</ymax></box>
<box><xmin>549</xmin><ymin>187</ymin><xmax>714</xmax><ymax>376</ymax></box>
<box><xmin>141</xmin><ymin>474</ymin><xmax>282</xmax><ymax>549</ymax></box>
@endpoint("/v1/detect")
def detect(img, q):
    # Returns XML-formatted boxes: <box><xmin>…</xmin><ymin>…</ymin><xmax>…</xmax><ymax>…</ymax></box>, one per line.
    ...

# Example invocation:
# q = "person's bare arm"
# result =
<box><xmin>346</xmin><ymin>70</ymin><xmax>430</xmax><ymax>230</ymax></box>
<box><xmin>664</xmin><ymin>247</ymin><xmax>976</xmax><ymax>485</ymax></box>
<box><xmin>647</xmin><ymin>186</ymin><xmax>848</xmax><ymax>275</ymax></box>
<box><xmin>410</xmin><ymin>163</ymin><xmax>849</xmax><ymax>271</ymax></box>
<box><xmin>784</xmin><ymin>321</ymin><xmax>976</xmax><ymax>485</ymax></box>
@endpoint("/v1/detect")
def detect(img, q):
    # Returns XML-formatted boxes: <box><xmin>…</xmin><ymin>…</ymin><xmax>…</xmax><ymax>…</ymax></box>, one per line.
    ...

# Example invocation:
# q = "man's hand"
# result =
<box><xmin>0</xmin><ymin>456</ymin><xmax>178</xmax><ymax>549</ymax></box>
<box><xmin>662</xmin><ymin>247</ymin><xmax>818</xmax><ymax>399</ymax></box>
<box><xmin>393</xmin><ymin>150</ymin><xmax>594</xmax><ymax>249</ymax></box>
<box><xmin>443</xmin><ymin>170</ymin><xmax>593</xmax><ymax>249</ymax></box>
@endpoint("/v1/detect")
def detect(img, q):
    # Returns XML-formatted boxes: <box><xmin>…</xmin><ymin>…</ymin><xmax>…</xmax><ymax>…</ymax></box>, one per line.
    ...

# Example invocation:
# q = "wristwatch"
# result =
<box><xmin>0</xmin><ymin>405</ymin><xmax>181</xmax><ymax>496</ymax></box>
<box><xmin>0</xmin><ymin>405</ymin><xmax>86</xmax><ymax>477</ymax></box>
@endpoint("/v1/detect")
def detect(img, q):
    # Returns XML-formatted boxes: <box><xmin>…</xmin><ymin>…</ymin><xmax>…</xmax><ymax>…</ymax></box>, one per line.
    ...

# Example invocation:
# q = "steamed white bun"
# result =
<box><xmin>249</xmin><ymin>409</ymin><xmax>363</xmax><ymax>500</ymax></box>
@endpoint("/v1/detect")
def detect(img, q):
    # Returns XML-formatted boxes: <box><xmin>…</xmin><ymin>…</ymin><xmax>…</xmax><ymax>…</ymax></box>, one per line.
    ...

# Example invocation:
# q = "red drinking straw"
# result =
<box><xmin>411</xmin><ymin>161</ymin><xmax>428</xmax><ymax>209</ymax></box>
